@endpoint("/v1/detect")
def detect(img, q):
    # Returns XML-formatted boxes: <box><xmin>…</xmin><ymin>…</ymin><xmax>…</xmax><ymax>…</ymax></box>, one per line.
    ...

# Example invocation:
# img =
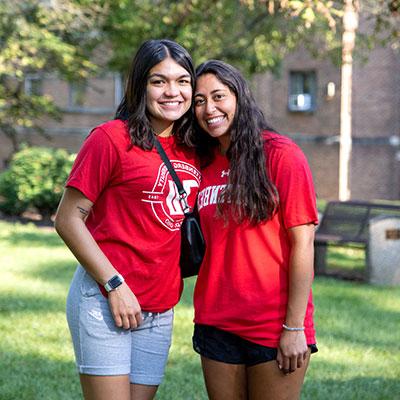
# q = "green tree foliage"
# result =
<box><xmin>102</xmin><ymin>0</ymin><xmax>398</xmax><ymax>76</ymax></box>
<box><xmin>0</xmin><ymin>0</ymin><xmax>104</xmax><ymax>153</ymax></box>
<box><xmin>0</xmin><ymin>146</ymin><xmax>75</xmax><ymax>218</ymax></box>
<box><xmin>358</xmin><ymin>0</ymin><xmax>400</xmax><ymax>51</ymax></box>
<box><xmin>102</xmin><ymin>0</ymin><xmax>341</xmax><ymax>76</ymax></box>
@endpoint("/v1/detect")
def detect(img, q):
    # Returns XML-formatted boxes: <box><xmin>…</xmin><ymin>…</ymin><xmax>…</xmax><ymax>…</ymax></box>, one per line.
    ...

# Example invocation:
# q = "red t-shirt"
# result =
<box><xmin>66</xmin><ymin>119</ymin><xmax>201</xmax><ymax>312</ymax></box>
<box><xmin>193</xmin><ymin>131</ymin><xmax>318</xmax><ymax>347</ymax></box>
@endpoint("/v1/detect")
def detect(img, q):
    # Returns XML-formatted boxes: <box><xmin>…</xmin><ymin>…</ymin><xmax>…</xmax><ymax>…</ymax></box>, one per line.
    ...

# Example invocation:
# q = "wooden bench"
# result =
<box><xmin>314</xmin><ymin>200</ymin><xmax>400</xmax><ymax>275</ymax></box>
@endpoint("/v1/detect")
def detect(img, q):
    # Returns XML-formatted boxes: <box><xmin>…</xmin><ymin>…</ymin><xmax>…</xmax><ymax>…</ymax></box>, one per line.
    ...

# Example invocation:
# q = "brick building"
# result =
<box><xmin>1</xmin><ymin>43</ymin><xmax>399</xmax><ymax>201</ymax></box>
<box><xmin>253</xmin><ymin>42</ymin><xmax>400</xmax><ymax>200</ymax></box>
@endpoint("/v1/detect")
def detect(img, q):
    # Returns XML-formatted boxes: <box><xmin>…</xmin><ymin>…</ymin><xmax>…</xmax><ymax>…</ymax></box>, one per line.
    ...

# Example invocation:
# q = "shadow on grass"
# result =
<box><xmin>303</xmin><ymin>375</ymin><xmax>400</xmax><ymax>400</ymax></box>
<box><xmin>1</xmin><ymin>228</ymin><xmax>64</xmax><ymax>248</ymax></box>
<box><xmin>0</xmin><ymin>349</ymin><xmax>81</xmax><ymax>400</ymax></box>
<box><xmin>0</xmin><ymin>291</ymin><xmax>65</xmax><ymax>315</ymax></box>
<box><xmin>24</xmin><ymin>259</ymin><xmax>76</xmax><ymax>286</ymax></box>
<box><xmin>314</xmin><ymin>278</ymin><xmax>400</xmax><ymax>350</ymax></box>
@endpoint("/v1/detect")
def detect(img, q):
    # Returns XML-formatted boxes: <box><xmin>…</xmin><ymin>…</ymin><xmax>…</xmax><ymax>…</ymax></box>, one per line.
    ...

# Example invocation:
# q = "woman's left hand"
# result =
<box><xmin>277</xmin><ymin>330</ymin><xmax>308</xmax><ymax>375</ymax></box>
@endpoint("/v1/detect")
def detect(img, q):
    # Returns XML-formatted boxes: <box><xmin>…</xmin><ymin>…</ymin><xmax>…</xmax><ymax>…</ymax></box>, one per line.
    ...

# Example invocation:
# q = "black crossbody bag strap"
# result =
<box><xmin>154</xmin><ymin>139</ymin><xmax>190</xmax><ymax>214</ymax></box>
<box><xmin>154</xmin><ymin>137</ymin><xmax>205</xmax><ymax>278</ymax></box>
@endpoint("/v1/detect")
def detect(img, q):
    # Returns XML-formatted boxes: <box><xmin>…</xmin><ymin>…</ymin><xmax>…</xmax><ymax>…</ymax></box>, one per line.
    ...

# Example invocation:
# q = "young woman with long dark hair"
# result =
<box><xmin>55</xmin><ymin>39</ymin><xmax>200</xmax><ymax>400</ymax></box>
<box><xmin>192</xmin><ymin>60</ymin><xmax>318</xmax><ymax>400</ymax></box>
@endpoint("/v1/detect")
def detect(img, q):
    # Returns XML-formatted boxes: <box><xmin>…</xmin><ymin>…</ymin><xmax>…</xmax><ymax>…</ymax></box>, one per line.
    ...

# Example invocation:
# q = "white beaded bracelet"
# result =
<box><xmin>282</xmin><ymin>324</ymin><xmax>305</xmax><ymax>332</ymax></box>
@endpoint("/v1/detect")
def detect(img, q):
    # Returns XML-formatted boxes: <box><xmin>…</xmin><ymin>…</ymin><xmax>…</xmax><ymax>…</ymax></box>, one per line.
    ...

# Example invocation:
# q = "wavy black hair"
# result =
<box><xmin>195</xmin><ymin>60</ymin><xmax>279</xmax><ymax>224</ymax></box>
<box><xmin>115</xmin><ymin>39</ymin><xmax>196</xmax><ymax>149</ymax></box>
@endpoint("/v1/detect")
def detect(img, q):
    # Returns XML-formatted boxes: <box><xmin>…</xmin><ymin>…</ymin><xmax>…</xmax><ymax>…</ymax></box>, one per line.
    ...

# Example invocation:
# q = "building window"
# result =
<box><xmin>24</xmin><ymin>74</ymin><xmax>43</xmax><ymax>96</ymax></box>
<box><xmin>69</xmin><ymin>80</ymin><xmax>87</xmax><ymax>108</ymax></box>
<box><xmin>288</xmin><ymin>71</ymin><xmax>316</xmax><ymax>112</ymax></box>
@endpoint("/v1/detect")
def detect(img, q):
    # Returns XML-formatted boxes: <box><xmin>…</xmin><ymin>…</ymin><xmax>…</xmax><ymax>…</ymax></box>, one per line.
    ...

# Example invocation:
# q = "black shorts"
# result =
<box><xmin>192</xmin><ymin>324</ymin><xmax>318</xmax><ymax>367</ymax></box>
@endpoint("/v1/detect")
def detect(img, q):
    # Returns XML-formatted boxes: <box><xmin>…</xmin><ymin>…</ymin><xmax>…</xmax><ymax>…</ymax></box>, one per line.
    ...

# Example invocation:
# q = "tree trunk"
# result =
<box><xmin>339</xmin><ymin>0</ymin><xmax>359</xmax><ymax>201</ymax></box>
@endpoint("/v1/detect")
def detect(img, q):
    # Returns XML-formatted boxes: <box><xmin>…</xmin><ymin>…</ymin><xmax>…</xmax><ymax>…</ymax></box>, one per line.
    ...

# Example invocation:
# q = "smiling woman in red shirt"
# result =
<box><xmin>54</xmin><ymin>40</ymin><xmax>200</xmax><ymax>400</ymax></box>
<box><xmin>192</xmin><ymin>60</ymin><xmax>318</xmax><ymax>400</ymax></box>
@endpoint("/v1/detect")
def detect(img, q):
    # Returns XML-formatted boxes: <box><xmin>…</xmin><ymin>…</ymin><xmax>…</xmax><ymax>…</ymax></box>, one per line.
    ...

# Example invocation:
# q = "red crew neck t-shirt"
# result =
<box><xmin>193</xmin><ymin>131</ymin><xmax>318</xmax><ymax>347</ymax></box>
<box><xmin>66</xmin><ymin>119</ymin><xmax>201</xmax><ymax>312</ymax></box>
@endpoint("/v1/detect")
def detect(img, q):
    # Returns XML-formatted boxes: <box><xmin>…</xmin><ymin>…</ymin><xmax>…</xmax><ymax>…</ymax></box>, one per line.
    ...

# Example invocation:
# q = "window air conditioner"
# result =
<box><xmin>288</xmin><ymin>93</ymin><xmax>312</xmax><ymax>111</ymax></box>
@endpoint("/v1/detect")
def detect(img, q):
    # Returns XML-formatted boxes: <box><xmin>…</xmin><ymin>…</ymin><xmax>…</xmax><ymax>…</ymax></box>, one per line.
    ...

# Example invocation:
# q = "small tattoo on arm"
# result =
<box><xmin>77</xmin><ymin>206</ymin><xmax>89</xmax><ymax>216</ymax></box>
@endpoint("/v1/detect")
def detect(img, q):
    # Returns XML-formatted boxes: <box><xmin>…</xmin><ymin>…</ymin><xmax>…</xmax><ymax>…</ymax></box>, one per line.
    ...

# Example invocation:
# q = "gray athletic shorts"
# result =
<box><xmin>66</xmin><ymin>265</ymin><xmax>174</xmax><ymax>385</ymax></box>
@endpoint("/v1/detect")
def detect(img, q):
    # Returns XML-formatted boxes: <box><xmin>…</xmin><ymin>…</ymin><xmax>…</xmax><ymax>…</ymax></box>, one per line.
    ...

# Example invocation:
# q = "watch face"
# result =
<box><xmin>106</xmin><ymin>274</ymin><xmax>124</xmax><ymax>291</ymax></box>
<box><xmin>109</xmin><ymin>275</ymin><xmax>122</xmax><ymax>288</ymax></box>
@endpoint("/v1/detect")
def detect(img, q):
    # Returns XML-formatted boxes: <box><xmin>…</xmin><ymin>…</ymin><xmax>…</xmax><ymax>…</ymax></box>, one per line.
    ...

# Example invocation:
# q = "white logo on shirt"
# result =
<box><xmin>197</xmin><ymin>184</ymin><xmax>229</xmax><ymax>211</ymax></box>
<box><xmin>221</xmin><ymin>169</ymin><xmax>230</xmax><ymax>178</ymax></box>
<box><xmin>166</xmin><ymin>179</ymin><xmax>200</xmax><ymax>215</ymax></box>
<box><xmin>142</xmin><ymin>160</ymin><xmax>201</xmax><ymax>231</ymax></box>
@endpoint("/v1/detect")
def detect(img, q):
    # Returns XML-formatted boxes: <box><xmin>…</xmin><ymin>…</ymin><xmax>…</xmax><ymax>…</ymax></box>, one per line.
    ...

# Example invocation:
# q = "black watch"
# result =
<box><xmin>104</xmin><ymin>274</ymin><xmax>124</xmax><ymax>292</ymax></box>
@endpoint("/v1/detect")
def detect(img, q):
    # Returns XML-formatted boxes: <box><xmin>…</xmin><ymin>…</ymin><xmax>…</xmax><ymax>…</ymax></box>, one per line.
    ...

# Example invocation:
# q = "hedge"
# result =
<box><xmin>0</xmin><ymin>146</ymin><xmax>75</xmax><ymax>218</ymax></box>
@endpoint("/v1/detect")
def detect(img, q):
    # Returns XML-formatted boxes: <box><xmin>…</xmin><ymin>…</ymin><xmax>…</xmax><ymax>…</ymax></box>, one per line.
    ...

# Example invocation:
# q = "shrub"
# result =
<box><xmin>0</xmin><ymin>146</ymin><xmax>75</xmax><ymax>218</ymax></box>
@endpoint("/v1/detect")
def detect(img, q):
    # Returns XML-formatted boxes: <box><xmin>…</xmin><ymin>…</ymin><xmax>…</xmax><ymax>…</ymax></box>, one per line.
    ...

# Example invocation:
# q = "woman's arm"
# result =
<box><xmin>277</xmin><ymin>223</ymin><xmax>315</xmax><ymax>374</ymax></box>
<box><xmin>54</xmin><ymin>187</ymin><xmax>142</xmax><ymax>329</ymax></box>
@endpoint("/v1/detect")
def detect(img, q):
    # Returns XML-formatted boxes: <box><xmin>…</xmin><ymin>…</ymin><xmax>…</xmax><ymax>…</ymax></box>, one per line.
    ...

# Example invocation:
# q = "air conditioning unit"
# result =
<box><xmin>288</xmin><ymin>93</ymin><xmax>313</xmax><ymax>111</ymax></box>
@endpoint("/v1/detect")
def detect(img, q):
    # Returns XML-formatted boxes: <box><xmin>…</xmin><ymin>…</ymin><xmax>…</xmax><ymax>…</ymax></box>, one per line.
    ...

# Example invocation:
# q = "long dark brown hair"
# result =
<box><xmin>115</xmin><ymin>39</ymin><xmax>196</xmax><ymax>149</ymax></box>
<box><xmin>195</xmin><ymin>60</ymin><xmax>279</xmax><ymax>224</ymax></box>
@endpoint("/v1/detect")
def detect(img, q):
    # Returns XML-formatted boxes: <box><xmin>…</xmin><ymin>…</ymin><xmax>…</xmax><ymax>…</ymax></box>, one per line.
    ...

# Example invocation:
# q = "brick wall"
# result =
<box><xmin>252</xmin><ymin>44</ymin><xmax>400</xmax><ymax>201</ymax></box>
<box><xmin>253</xmin><ymin>50</ymin><xmax>341</xmax><ymax>137</ymax></box>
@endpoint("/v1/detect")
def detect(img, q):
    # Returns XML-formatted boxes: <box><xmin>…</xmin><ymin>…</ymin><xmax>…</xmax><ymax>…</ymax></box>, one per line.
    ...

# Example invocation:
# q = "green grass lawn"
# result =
<box><xmin>1</xmin><ymin>220</ymin><xmax>399</xmax><ymax>399</ymax></box>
